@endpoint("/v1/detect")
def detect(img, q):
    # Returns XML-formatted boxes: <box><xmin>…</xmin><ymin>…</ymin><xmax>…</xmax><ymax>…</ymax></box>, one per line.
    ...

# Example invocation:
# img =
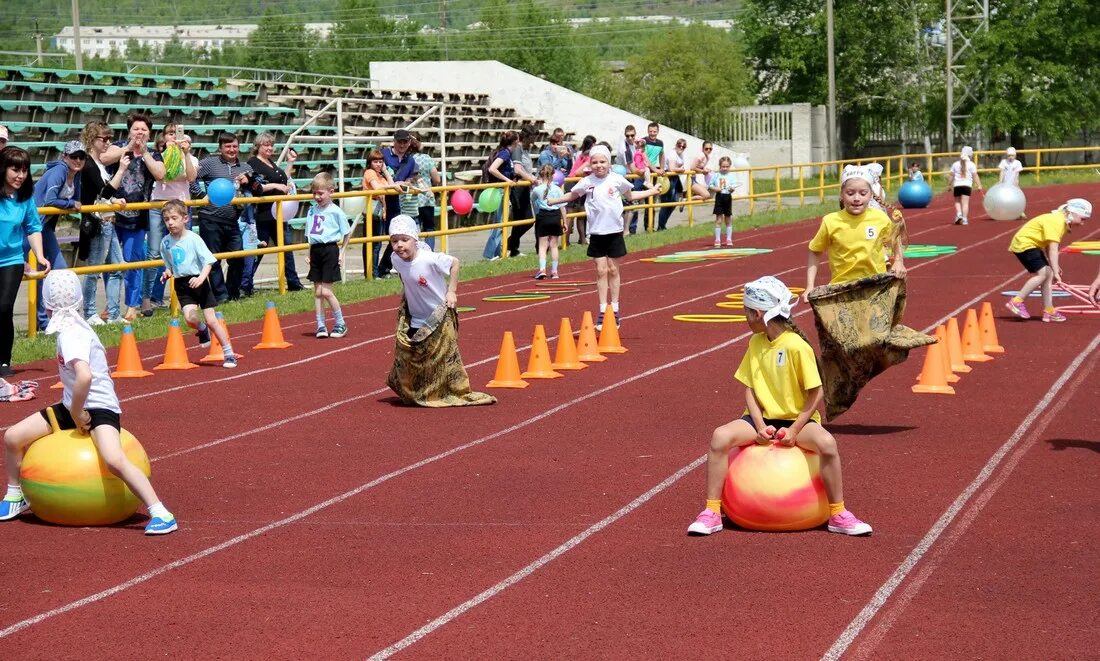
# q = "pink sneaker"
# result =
<box><xmin>722</xmin><ymin>240</ymin><xmax>733</xmax><ymax>247</ymax></box>
<box><xmin>713</xmin><ymin>241</ymin><xmax>721</xmax><ymax>248</ymax></box>
<box><xmin>687</xmin><ymin>509</ymin><xmax>723</xmax><ymax>536</ymax></box>
<box><xmin>1042</xmin><ymin>310</ymin><xmax>1067</xmax><ymax>323</ymax></box>
<box><xmin>827</xmin><ymin>510</ymin><xmax>873</xmax><ymax>536</ymax></box>
<box><xmin>1005</xmin><ymin>300</ymin><xmax>1030</xmax><ymax>319</ymax></box>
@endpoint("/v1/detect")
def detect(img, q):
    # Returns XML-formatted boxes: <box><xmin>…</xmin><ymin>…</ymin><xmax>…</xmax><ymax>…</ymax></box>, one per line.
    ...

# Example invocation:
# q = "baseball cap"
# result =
<box><xmin>0</xmin><ymin>126</ymin><xmax>9</xmax><ymax>142</ymax></box>
<box><xmin>62</xmin><ymin>140</ymin><xmax>87</xmax><ymax>157</ymax></box>
<box><xmin>393</xmin><ymin>129</ymin><xmax>411</xmax><ymax>141</ymax></box>
<box><xmin>1065</xmin><ymin>198</ymin><xmax>1092</xmax><ymax>218</ymax></box>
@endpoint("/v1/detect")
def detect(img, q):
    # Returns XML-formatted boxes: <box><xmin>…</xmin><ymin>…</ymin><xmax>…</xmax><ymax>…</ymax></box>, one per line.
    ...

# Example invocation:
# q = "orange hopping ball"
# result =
<box><xmin>722</xmin><ymin>443</ymin><xmax>829</xmax><ymax>531</ymax></box>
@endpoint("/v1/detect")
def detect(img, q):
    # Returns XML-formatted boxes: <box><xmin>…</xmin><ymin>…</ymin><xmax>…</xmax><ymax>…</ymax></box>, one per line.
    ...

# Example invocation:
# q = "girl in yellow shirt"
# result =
<box><xmin>1006</xmin><ymin>198</ymin><xmax>1091</xmax><ymax>322</ymax></box>
<box><xmin>687</xmin><ymin>277</ymin><xmax>872</xmax><ymax>537</ymax></box>
<box><xmin>804</xmin><ymin>165</ymin><xmax>907</xmax><ymax>302</ymax></box>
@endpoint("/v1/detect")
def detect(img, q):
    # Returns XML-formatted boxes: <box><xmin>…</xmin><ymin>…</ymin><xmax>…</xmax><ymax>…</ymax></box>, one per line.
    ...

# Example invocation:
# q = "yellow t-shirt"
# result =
<box><xmin>734</xmin><ymin>330</ymin><xmax>822</xmax><ymax>423</ymax></box>
<box><xmin>1009</xmin><ymin>211</ymin><xmax>1069</xmax><ymax>253</ymax></box>
<box><xmin>808</xmin><ymin>208</ymin><xmax>893</xmax><ymax>284</ymax></box>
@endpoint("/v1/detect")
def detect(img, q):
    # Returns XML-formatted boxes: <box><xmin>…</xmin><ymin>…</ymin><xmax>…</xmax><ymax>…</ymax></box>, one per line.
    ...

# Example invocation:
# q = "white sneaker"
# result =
<box><xmin>106</xmin><ymin>316</ymin><xmax>127</xmax><ymax>324</ymax></box>
<box><xmin>86</xmin><ymin>315</ymin><xmax>105</xmax><ymax>326</ymax></box>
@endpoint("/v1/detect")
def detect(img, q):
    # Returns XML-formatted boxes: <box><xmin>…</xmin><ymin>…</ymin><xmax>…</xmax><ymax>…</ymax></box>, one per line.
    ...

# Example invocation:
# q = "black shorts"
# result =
<box><xmin>41</xmin><ymin>402</ymin><xmax>121</xmax><ymax>432</ymax></box>
<box><xmin>739</xmin><ymin>414</ymin><xmax>821</xmax><ymax>432</ymax></box>
<box><xmin>534</xmin><ymin>209</ymin><xmax>563</xmax><ymax>238</ymax></box>
<box><xmin>587</xmin><ymin>232</ymin><xmax>628</xmax><ymax>259</ymax></box>
<box><xmin>953</xmin><ymin>186</ymin><xmax>972</xmax><ymax>198</ymax></box>
<box><xmin>174</xmin><ymin>276</ymin><xmax>218</xmax><ymax>310</ymax></box>
<box><xmin>713</xmin><ymin>192</ymin><xmax>733</xmax><ymax>217</ymax></box>
<box><xmin>307</xmin><ymin>242</ymin><xmax>341</xmax><ymax>283</ymax></box>
<box><xmin>1013</xmin><ymin>248</ymin><xmax>1050</xmax><ymax>273</ymax></box>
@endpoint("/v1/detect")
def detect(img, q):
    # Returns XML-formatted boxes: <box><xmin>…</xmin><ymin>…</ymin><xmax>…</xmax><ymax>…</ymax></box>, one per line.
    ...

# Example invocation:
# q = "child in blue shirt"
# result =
<box><xmin>305</xmin><ymin>173</ymin><xmax>351</xmax><ymax>338</ymax></box>
<box><xmin>158</xmin><ymin>199</ymin><xmax>237</xmax><ymax>368</ymax></box>
<box><xmin>531</xmin><ymin>164</ymin><xmax>566</xmax><ymax>279</ymax></box>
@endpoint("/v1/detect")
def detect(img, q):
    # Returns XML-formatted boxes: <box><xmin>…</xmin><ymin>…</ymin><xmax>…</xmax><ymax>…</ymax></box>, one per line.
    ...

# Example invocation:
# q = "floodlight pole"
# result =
<box><xmin>71</xmin><ymin>0</ymin><xmax>83</xmax><ymax>69</ymax></box>
<box><xmin>826</xmin><ymin>0</ymin><xmax>838</xmax><ymax>163</ymax></box>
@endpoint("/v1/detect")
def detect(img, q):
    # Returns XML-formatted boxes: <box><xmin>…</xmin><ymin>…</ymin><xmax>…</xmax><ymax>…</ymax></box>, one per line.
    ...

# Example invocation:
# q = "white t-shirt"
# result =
<box><xmin>949</xmin><ymin>160</ymin><xmax>977</xmax><ymax>188</ymax></box>
<box><xmin>56</xmin><ymin>325</ymin><xmax>121</xmax><ymax>414</ymax></box>
<box><xmin>391</xmin><ymin>247</ymin><xmax>456</xmax><ymax>328</ymax></box>
<box><xmin>152</xmin><ymin>154</ymin><xmax>199</xmax><ymax>201</ymax></box>
<box><xmin>998</xmin><ymin>159</ymin><xmax>1023</xmax><ymax>185</ymax></box>
<box><xmin>573</xmin><ymin>173</ymin><xmax>633</xmax><ymax>236</ymax></box>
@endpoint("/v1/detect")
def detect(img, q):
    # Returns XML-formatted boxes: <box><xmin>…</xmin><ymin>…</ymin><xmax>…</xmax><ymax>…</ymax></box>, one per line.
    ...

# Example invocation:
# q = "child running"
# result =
<box><xmin>159</xmin><ymin>199</ymin><xmax>237</xmax><ymax>367</ymax></box>
<box><xmin>687</xmin><ymin>276</ymin><xmax>872</xmax><ymax>537</ymax></box>
<box><xmin>1</xmin><ymin>270</ymin><xmax>177</xmax><ymax>534</ymax></box>
<box><xmin>531</xmin><ymin>164</ymin><xmax>565</xmax><ymax>280</ymax></box>
<box><xmin>708</xmin><ymin>157</ymin><xmax>739</xmax><ymax>247</ymax></box>
<box><xmin>1005</xmin><ymin>198</ymin><xmax>1091</xmax><ymax>322</ymax></box>
<box><xmin>547</xmin><ymin>145</ymin><xmax>660</xmax><ymax>329</ymax></box>
<box><xmin>305</xmin><ymin>173</ymin><xmax>351</xmax><ymax>339</ymax></box>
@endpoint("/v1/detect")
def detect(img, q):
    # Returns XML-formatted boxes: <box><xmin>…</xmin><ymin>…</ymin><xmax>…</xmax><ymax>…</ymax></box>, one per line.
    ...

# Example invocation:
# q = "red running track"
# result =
<box><xmin>1</xmin><ymin>184</ymin><xmax>1097</xmax><ymax>659</ymax></box>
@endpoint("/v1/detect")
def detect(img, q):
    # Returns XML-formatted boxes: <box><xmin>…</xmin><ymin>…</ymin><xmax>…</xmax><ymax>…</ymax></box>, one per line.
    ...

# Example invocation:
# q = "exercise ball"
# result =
<box><xmin>612</xmin><ymin>164</ymin><xmax>628</xmax><ymax>176</ymax></box>
<box><xmin>341</xmin><ymin>195</ymin><xmax>366</xmax><ymax>219</ymax></box>
<box><xmin>552</xmin><ymin>171</ymin><xmax>565</xmax><ymax>187</ymax></box>
<box><xmin>983</xmin><ymin>183</ymin><xmax>1026</xmax><ymax>220</ymax></box>
<box><xmin>721</xmin><ymin>443</ymin><xmax>829</xmax><ymax>531</ymax></box>
<box><xmin>20</xmin><ymin>415</ymin><xmax>150</xmax><ymax>526</ymax></box>
<box><xmin>270</xmin><ymin>182</ymin><xmax>299</xmax><ymax>221</ymax></box>
<box><xmin>897</xmin><ymin>180</ymin><xmax>933</xmax><ymax>208</ymax></box>
<box><xmin>477</xmin><ymin>187</ymin><xmax>503</xmax><ymax>213</ymax></box>
<box><xmin>207</xmin><ymin>178</ymin><xmax>236</xmax><ymax>207</ymax></box>
<box><xmin>450</xmin><ymin>188</ymin><xmax>474</xmax><ymax>215</ymax></box>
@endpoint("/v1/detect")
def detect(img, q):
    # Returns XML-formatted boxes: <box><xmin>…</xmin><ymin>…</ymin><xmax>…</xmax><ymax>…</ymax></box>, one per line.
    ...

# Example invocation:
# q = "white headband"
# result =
<box><xmin>841</xmin><ymin>165</ymin><xmax>875</xmax><ymax>187</ymax></box>
<box><xmin>743</xmin><ymin>276</ymin><xmax>796</xmax><ymax>324</ymax></box>
<box><xmin>42</xmin><ymin>270</ymin><xmax>91</xmax><ymax>335</ymax></box>
<box><xmin>589</xmin><ymin>145</ymin><xmax>612</xmax><ymax>162</ymax></box>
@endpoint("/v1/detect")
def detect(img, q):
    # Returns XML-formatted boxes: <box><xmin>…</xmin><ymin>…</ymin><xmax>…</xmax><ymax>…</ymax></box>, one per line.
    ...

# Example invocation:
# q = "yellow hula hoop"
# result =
<box><xmin>482</xmin><ymin>294</ymin><xmax>551</xmax><ymax>302</ymax></box>
<box><xmin>673</xmin><ymin>314</ymin><xmax>747</xmax><ymax>323</ymax></box>
<box><xmin>716</xmin><ymin>301</ymin><xmax>745</xmax><ymax>309</ymax></box>
<box><xmin>725</xmin><ymin>293</ymin><xmax>745</xmax><ymax>300</ymax></box>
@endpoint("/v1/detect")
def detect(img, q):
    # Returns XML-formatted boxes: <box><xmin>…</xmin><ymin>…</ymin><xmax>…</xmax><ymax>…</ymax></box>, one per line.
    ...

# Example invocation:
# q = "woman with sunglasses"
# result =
<box><xmin>690</xmin><ymin>142</ymin><xmax>714</xmax><ymax>202</ymax></box>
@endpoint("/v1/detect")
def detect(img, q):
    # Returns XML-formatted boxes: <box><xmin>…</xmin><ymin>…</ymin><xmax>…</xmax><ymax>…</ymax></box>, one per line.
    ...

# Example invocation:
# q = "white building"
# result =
<box><xmin>52</xmin><ymin>23</ymin><xmax>335</xmax><ymax>59</ymax></box>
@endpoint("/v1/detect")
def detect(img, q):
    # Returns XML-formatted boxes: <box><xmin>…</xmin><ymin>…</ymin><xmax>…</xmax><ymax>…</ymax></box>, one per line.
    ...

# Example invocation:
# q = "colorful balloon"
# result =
<box><xmin>207</xmin><ymin>178</ymin><xmax>236</xmax><ymax>206</ymax></box>
<box><xmin>612</xmin><ymin>164</ymin><xmax>628</xmax><ymax>176</ymax></box>
<box><xmin>477</xmin><ymin>187</ymin><xmax>503</xmax><ymax>213</ymax></box>
<box><xmin>451</xmin><ymin>188</ymin><xmax>474</xmax><ymax>215</ymax></box>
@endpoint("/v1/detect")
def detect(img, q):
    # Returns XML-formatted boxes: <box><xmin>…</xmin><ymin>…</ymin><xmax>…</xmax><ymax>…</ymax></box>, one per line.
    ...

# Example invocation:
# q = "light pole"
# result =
<box><xmin>826</xmin><ymin>0</ymin><xmax>838</xmax><ymax>163</ymax></box>
<box><xmin>71</xmin><ymin>0</ymin><xmax>84</xmax><ymax>69</ymax></box>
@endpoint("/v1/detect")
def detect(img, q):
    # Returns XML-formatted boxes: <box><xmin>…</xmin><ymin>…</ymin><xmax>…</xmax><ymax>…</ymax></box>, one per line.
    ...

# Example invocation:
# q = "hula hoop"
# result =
<box><xmin>1083</xmin><ymin>250</ymin><xmax>1100</xmax><ymax>256</ymax></box>
<box><xmin>716</xmin><ymin>301</ymin><xmax>745</xmax><ymax>309</ymax></box>
<box><xmin>535</xmin><ymin>280</ymin><xmax>592</xmax><ymax>286</ymax></box>
<box><xmin>1002</xmin><ymin>290</ymin><xmax>1071</xmax><ymax>298</ymax></box>
<box><xmin>641</xmin><ymin>257</ymin><xmax>707</xmax><ymax>263</ymax></box>
<box><xmin>455</xmin><ymin>306</ymin><xmax>476</xmax><ymax>313</ymax></box>
<box><xmin>514</xmin><ymin>288</ymin><xmax>580</xmax><ymax>294</ymax></box>
<box><xmin>673</xmin><ymin>314</ymin><xmax>747</xmax><ymax>323</ymax></box>
<box><xmin>1054</xmin><ymin>283</ymin><xmax>1100</xmax><ymax>314</ymax></box>
<box><xmin>725</xmin><ymin>293</ymin><xmax>746</xmax><ymax>300</ymax></box>
<box><xmin>482</xmin><ymin>294</ymin><xmax>550</xmax><ymax>302</ymax></box>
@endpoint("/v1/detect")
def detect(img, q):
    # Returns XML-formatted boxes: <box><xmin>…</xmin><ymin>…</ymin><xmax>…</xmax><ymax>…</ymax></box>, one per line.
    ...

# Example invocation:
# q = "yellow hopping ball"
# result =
<box><xmin>722</xmin><ymin>443</ymin><xmax>829</xmax><ymax>531</ymax></box>
<box><xmin>19</xmin><ymin>408</ymin><xmax>150</xmax><ymax>526</ymax></box>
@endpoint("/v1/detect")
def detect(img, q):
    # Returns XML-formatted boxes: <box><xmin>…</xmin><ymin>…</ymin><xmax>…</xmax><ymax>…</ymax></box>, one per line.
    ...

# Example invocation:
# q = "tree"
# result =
<box><xmin>242</xmin><ymin>11</ymin><xmax>319</xmax><ymax>74</ymax></box>
<box><xmin>320</xmin><ymin>0</ymin><xmax>437</xmax><ymax>78</ymax></box>
<box><xmin>967</xmin><ymin>0</ymin><xmax>1100</xmax><ymax>145</ymax></box>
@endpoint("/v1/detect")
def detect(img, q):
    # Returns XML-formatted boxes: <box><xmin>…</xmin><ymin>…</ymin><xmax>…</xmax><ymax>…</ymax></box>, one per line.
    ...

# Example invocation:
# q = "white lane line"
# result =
<box><xmin>367</xmin><ymin>455</ymin><xmax>709</xmax><ymax>661</ymax></box>
<box><xmin>821</xmin><ymin>330</ymin><xmax>1100</xmax><ymax>661</ymax></box>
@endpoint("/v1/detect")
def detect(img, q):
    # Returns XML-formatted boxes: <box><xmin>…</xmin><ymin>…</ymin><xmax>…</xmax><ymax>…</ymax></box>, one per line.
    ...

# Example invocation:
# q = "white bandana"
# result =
<box><xmin>1064</xmin><ymin>198</ymin><xmax>1092</xmax><ymax>219</ymax></box>
<box><xmin>841</xmin><ymin>165</ymin><xmax>875</xmax><ymax>187</ymax></box>
<box><xmin>743</xmin><ymin>276</ymin><xmax>796</xmax><ymax>324</ymax></box>
<box><xmin>43</xmin><ymin>270</ymin><xmax>92</xmax><ymax>335</ymax></box>
<box><xmin>589</xmin><ymin>145</ymin><xmax>612</xmax><ymax>162</ymax></box>
<box><xmin>867</xmin><ymin>162</ymin><xmax>884</xmax><ymax>180</ymax></box>
<box><xmin>388</xmin><ymin>214</ymin><xmax>432</xmax><ymax>252</ymax></box>
<box><xmin>960</xmin><ymin>146</ymin><xmax>973</xmax><ymax>161</ymax></box>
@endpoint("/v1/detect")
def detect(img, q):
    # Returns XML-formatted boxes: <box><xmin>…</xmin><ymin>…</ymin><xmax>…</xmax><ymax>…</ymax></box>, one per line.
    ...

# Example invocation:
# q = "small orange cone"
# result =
<box><xmin>945</xmin><ymin>317</ymin><xmax>972</xmax><ymax>373</ymax></box>
<box><xmin>154</xmin><ymin>319</ymin><xmax>198</xmax><ymax>370</ymax></box>
<box><xmin>597</xmin><ymin>308</ymin><xmax>627</xmax><ymax>354</ymax></box>
<box><xmin>111</xmin><ymin>325</ymin><xmax>153</xmax><ymax>378</ymax></box>
<box><xmin>911</xmin><ymin>339</ymin><xmax>955</xmax><ymax>394</ymax></box>
<box><xmin>253</xmin><ymin>301</ymin><xmax>292</xmax><ymax>350</ymax></box>
<box><xmin>487</xmin><ymin>331</ymin><xmax>529</xmax><ymax>388</ymax></box>
<box><xmin>961</xmin><ymin>308</ymin><xmax>992</xmax><ymax>362</ymax></box>
<box><xmin>50</xmin><ymin>381</ymin><xmax>63</xmax><ymax>389</ymax></box>
<box><xmin>934</xmin><ymin>325</ymin><xmax>960</xmax><ymax>383</ymax></box>
<box><xmin>576</xmin><ymin>311</ymin><xmax>607</xmax><ymax>362</ymax></box>
<box><xmin>521</xmin><ymin>325</ymin><xmax>563</xmax><ymax>379</ymax></box>
<box><xmin>201</xmin><ymin>313</ymin><xmax>244</xmax><ymax>364</ymax></box>
<box><xmin>551</xmin><ymin>318</ymin><xmax>588</xmax><ymax>371</ymax></box>
<box><xmin>978</xmin><ymin>302</ymin><xmax>1005</xmax><ymax>353</ymax></box>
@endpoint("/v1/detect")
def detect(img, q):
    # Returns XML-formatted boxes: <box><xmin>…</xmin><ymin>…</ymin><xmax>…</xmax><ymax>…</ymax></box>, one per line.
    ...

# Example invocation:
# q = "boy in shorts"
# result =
<box><xmin>305</xmin><ymin>173</ymin><xmax>351</xmax><ymax>338</ymax></box>
<box><xmin>159</xmin><ymin>199</ymin><xmax>237</xmax><ymax>367</ymax></box>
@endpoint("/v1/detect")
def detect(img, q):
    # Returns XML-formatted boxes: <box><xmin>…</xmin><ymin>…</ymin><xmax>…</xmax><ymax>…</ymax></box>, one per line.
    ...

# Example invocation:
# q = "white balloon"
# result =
<box><xmin>270</xmin><ymin>182</ymin><xmax>300</xmax><ymax>221</ymax></box>
<box><xmin>983</xmin><ymin>183</ymin><xmax>1027</xmax><ymax>221</ymax></box>
<box><xmin>341</xmin><ymin>194</ymin><xmax>367</xmax><ymax>219</ymax></box>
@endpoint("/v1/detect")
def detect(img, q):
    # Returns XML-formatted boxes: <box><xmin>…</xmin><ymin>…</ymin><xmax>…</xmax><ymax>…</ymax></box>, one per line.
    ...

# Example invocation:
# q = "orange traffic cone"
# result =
<box><xmin>50</xmin><ymin>381</ymin><xmax>63</xmax><ymax>389</ymax></box>
<box><xmin>253</xmin><ymin>301</ymin><xmax>292</xmax><ymax>350</ymax></box>
<box><xmin>934</xmin><ymin>325</ymin><xmax>960</xmax><ymax>383</ymax></box>
<box><xmin>487</xmin><ymin>331</ymin><xmax>529</xmax><ymax>388</ymax></box>
<box><xmin>576</xmin><ymin>311</ymin><xmax>607</xmax><ymax>362</ymax></box>
<box><xmin>961</xmin><ymin>308</ymin><xmax>992</xmax><ymax>362</ymax></box>
<box><xmin>597</xmin><ymin>308</ymin><xmax>627</xmax><ymax>354</ymax></box>
<box><xmin>201</xmin><ymin>313</ymin><xmax>244</xmax><ymax>364</ymax></box>
<box><xmin>978</xmin><ymin>302</ymin><xmax>1005</xmax><ymax>353</ymax></box>
<box><xmin>111</xmin><ymin>325</ymin><xmax>153</xmax><ymax>378</ymax></box>
<box><xmin>521</xmin><ymin>325</ymin><xmax>563</xmax><ymax>379</ymax></box>
<box><xmin>912</xmin><ymin>339</ymin><xmax>955</xmax><ymax>394</ymax></box>
<box><xmin>551</xmin><ymin>317</ymin><xmax>588</xmax><ymax>371</ymax></box>
<box><xmin>945</xmin><ymin>316</ymin><xmax>972</xmax><ymax>373</ymax></box>
<box><xmin>154</xmin><ymin>319</ymin><xmax>198</xmax><ymax>370</ymax></box>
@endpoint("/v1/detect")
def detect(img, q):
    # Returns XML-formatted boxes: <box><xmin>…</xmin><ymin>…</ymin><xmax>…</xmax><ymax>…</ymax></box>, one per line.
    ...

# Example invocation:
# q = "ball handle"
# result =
<box><xmin>44</xmin><ymin>406</ymin><xmax>62</xmax><ymax>433</ymax></box>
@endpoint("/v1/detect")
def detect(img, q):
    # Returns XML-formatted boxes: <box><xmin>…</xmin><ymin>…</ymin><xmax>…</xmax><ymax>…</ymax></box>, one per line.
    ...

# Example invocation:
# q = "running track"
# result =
<box><xmin>1</xmin><ymin>183</ymin><xmax>1097</xmax><ymax>659</ymax></box>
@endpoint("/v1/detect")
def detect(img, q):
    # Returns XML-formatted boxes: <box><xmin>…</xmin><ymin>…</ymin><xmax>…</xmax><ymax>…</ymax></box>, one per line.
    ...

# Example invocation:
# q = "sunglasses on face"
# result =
<box><xmin>704</xmin><ymin>148</ymin><xmax>713</xmax><ymax>152</ymax></box>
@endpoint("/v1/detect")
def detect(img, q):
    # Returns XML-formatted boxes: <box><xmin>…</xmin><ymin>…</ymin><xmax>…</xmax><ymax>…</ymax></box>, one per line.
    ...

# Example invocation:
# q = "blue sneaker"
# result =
<box><xmin>144</xmin><ymin>516</ymin><xmax>178</xmax><ymax>535</ymax></box>
<box><xmin>196</xmin><ymin>327</ymin><xmax>211</xmax><ymax>347</ymax></box>
<box><xmin>222</xmin><ymin>353</ymin><xmax>238</xmax><ymax>369</ymax></box>
<box><xmin>0</xmin><ymin>498</ymin><xmax>29</xmax><ymax>521</ymax></box>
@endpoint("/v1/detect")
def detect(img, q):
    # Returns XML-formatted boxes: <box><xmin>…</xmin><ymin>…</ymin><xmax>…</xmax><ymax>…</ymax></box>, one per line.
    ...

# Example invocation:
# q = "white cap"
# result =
<box><xmin>1065</xmin><ymin>198</ymin><xmax>1092</xmax><ymax>218</ymax></box>
<box><xmin>1006</xmin><ymin>147</ymin><xmax>1017</xmax><ymax>156</ymax></box>
<box><xmin>840</xmin><ymin>164</ymin><xmax>875</xmax><ymax>187</ymax></box>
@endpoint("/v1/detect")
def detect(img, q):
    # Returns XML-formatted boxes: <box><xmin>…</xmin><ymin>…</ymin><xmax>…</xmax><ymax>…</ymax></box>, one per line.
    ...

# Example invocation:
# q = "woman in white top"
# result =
<box><xmin>144</xmin><ymin>122</ymin><xmax>197</xmax><ymax>313</ymax></box>
<box><xmin>657</xmin><ymin>139</ymin><xmax>688</xmax><ymax>230</ymax></box>
<box><xmin>948</xmin><ymin>147</ymin><xmax>982</xmax><ymax>225</ymax></box>
<box><xmin>690</xmin><ymin>142</ymin><xmax>713</xmax><ymax>202</ymax></box>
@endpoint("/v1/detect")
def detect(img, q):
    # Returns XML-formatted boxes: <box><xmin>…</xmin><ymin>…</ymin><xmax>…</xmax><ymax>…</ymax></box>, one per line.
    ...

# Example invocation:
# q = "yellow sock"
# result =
<box><xmin>1011</xmin><ymin>296</ymin><xmax>1024</xmax><ymax>305</ymax></box>
<box><xmin>706</xmin><ymin>499</ymin><xmax>722</xmax><ymax>514</ymax></box>
<box><xmin>829</xmin><ymin>502</ymin><xmax>845</xmax><ymax>517</ymax></box>
<box><xmin>1044</xmin><ymin>306</ymin><xmax>1056</xmax><ymax>314</ymax></box>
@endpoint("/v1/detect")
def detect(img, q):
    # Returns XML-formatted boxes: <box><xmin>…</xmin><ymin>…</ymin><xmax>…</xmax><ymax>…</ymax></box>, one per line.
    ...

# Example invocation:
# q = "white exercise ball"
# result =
<box><xmin>983</xmin><ymin>183</ymin><xmax>1027</xmax><ymax>221</ymax></box>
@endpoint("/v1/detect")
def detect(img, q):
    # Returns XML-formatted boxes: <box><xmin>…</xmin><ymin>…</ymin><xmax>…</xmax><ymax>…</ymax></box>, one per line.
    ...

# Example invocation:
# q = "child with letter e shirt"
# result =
<box><xmin>305</xmin><ymin>173</ymin><xmax>351</xmax><ymax>339</ymax></box>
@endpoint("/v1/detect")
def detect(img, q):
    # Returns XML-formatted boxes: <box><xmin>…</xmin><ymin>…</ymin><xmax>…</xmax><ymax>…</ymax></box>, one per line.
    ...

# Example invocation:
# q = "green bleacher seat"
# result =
<box><xmin>0</xmin><ymin>66</ymin><xmax>219</xmax><ymax>88</ymax></box>
<box><xmin>0</xmin><ymin>79</ymin><xmax>256</xmax><ymax>102</ymax></box>
<box><xmin>0</xmin><ymin>100</ymin><xmax>297</xmax><ymax>118</ymax></box>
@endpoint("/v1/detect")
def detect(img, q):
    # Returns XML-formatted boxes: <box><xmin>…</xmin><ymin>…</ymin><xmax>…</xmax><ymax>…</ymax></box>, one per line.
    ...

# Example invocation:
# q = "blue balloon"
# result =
<box><xmin>612</xmin><ymin>164</ymin><xmax>628</xmax><ymax>176</ymax></box>
<box><xmin>207</xmin><ymin>178</ymin><xmax>236</xmax><ymax>207</ymax></box>
<box><xmin>897</xmin><ymin>180</ymin><xmax>933</xmax><ymax>208</ymax></box>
